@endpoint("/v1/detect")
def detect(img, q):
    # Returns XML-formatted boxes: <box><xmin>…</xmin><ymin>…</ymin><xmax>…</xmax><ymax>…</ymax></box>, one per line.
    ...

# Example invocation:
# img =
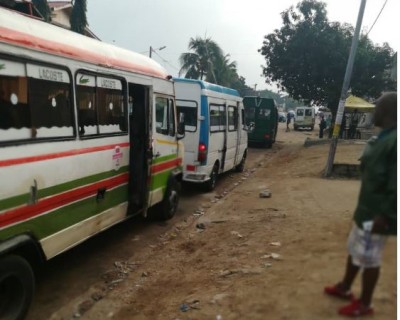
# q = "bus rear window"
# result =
<box><xmin>305</xmin><ymin>109</ymin><xmax>313</xmax><ymax>116</ymax></box>
<box><xmin>244</xmin><ymin>107</ymin><xmax>255</xmax><ymax>124</ymax></box>
<box><xmin>176</xmin><ymin>100</ymin><xmax>197</xmax><ymax>132</ymax></box>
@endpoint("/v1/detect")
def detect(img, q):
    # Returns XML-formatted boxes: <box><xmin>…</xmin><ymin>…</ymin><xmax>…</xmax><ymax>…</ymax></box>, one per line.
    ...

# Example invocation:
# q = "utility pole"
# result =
<box><xmin>149</xmin><ymin>45</ymin><xmax>166</xmax><ymax>58</ymax></box>
<box><xmin>324</xmin><ymin>0</ymin><xmax>367</xmax><ymax>177</ymax></box>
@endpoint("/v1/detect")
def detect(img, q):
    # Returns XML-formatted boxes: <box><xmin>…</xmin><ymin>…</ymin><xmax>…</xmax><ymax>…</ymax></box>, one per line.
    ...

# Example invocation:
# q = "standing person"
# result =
<box><xmin>286</xmin><ymin>111</ymin><xmax>292</xmax><ymax>131</ymax></box>
<box><xmin>319</xmin><ymin>115</ymin><xmax>326</xmax><ymax>138</ymax></box>
<box><xmin>324</xmin><ymin>92</ymin><xmax>397</xmax><ymax>317</ymax></box>
<box><xmin>349</xmin><ymin>109</ymin><xmax>360</xmax><ymax>139</ymax></box>
<box><xmin>339</xmin><ymin>112</ymin><xmax>348</xmax><ymax>139</ymax></box>
<box><xmin>325</xmin><ymin>114</ymin><xmax>332</xmax><ymax>138</ymax></box>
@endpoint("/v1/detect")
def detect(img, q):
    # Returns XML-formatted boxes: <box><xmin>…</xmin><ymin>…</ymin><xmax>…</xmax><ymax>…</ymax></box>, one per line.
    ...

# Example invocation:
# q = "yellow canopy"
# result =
<box><xmin>345</xmin><ymin>95</ymin><xmax>375</xmax><ymax>112</ymax></box>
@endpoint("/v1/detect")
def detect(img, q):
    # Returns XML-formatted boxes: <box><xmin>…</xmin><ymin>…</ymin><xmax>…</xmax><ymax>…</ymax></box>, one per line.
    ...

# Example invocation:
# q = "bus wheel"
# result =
<box><xmin>0</xmin><ymin>255</ymin><xmax>35</xmax><ymax>320</ymax></box>
<box><xmin>235</xmin><ymin>151</ymin><xmax>247</xmax><ymax>173</ymax></box>
<box><xmin>265</xmin><ymin>140</ymin><xmax>273</xmax><ymax>149</ymax></box>
<box><xmin>159</xmin><ymin>178</ymin><xmax>180</xmax><ymax>220</ymax></box>
<box><xmin>205</xmin><ymin>164</ymin><xmax>218</xmax><ymax>191</ymax></box>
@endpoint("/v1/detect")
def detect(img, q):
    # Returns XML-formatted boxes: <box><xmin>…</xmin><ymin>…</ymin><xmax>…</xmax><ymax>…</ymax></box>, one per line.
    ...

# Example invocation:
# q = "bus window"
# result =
<box><xmin>244</xmin><ymin>107</ymin><xmax>255</xmax><ymax>125</ymax></box>
<box><xmin>0</xmin><ymin>60</ymin><xmax>74</xmax><ymax>142</ymax></box>
<box><xmin>210</xmin><ymin>104</ymin><xmax>226</xmax><ymax>132</ymax></box>
<box><xmin>297</xmin><ymin>109</ymin><xmax>304</xmax><ymax>117</ymax></box>
<box><xmin>228</xmin><ymin>106</ymin><xmax>238</xmax><ymax>131</ymax></box>
<box><xmin>97</xmin><ymin>77</ymin><xmax>124</xmax><ymax>134</ymax></box>
<box><xmin>241</xmin><ymin>108</ymin><xmax>247</xmax><ymax>130</ymax></box>
<box><xmin>168</xmin><ymin>99</ymin><xmax>175</xmax><ymax>137</ymax></box>
<box><xmin>76</xmin><ymin>74</ymin><xmax>96</xmax><ymax>135</ymax></box>
<box><xmin>153</xmin><ymin>97</ymin><xmax>176</xmax><ymax>136</ymax></box>
<box><xmin>305</xmin><ymin>109</ymin><xmax>313</xmax><ymax>116</ymax></box>
<box><xmin>259</xmin><ymin>108</ymin><xmax>271</xmax><ymax>118</ymax></box>
<box><xmin>219</xmin><ymin>105</ymin><xmax>226</xmax><ymax>131</ymax></box>
<box><xmin>176</xmin><ymin>100</ymin><xmax>197</xmax><ymax>132</ymax></box>
<box><xmin>76</xmin><ymin>73</ymin><xmax>126</xmax><ymax>136</ymax></box>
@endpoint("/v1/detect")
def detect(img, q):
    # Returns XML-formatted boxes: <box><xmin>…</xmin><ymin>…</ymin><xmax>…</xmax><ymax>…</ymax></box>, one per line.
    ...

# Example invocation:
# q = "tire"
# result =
<box><xmin>157</xmin><ymin>178</ymin><xmax>180</xmax><ymax>220</ymax></box>
<box><xmin>293</xmin><ymin>125</ymin><xmax>298</xmax><ymax>131</ymax></box>
<box><xmin>205</xmin><ymin>164</ymin><xmax>218</xmax><ymax>192</ymax></box>
<box><xmin>235</xmin><ymin>151</ymin><xmax>247</xmax><ymax>172</ymax></box>
<box><xmin>0</xmin><ymin>255</ymin><xmax>35</xmax><ymax>320</ymax></box>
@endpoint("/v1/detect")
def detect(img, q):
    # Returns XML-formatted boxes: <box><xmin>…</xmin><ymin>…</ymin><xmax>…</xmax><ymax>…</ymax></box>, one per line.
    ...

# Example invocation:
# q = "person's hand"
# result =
<box><xmin>371</xmin><ymin>216</ymin><xmax>388</xmax><ymax>233</ymax></box>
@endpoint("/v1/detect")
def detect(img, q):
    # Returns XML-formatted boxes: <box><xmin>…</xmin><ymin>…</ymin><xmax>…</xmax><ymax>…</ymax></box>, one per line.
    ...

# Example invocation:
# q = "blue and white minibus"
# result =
<box><xmin>174</xmin><ymin>78</ymin><xmax>248</xmax><ymax>190</ymax></box>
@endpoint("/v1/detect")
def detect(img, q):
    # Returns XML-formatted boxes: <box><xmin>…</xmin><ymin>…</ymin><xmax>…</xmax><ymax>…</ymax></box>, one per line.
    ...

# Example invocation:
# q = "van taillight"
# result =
<box><xmin>198</xmin><ymin>143</ymin><xmax>207</xmax><ymax>164</ymax></box>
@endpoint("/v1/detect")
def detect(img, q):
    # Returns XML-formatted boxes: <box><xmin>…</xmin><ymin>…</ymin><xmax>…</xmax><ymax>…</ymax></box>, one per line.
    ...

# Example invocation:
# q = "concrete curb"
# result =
<box><xmin>304</xmin><ymin>138</ymin><xmax>367</xmax><ymax>148</ymax></box>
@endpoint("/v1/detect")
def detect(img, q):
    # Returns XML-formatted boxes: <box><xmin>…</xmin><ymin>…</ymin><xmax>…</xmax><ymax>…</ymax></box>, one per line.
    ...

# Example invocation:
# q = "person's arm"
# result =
<box><xmin>372</xmin><ymin>144</ymin><xmax>397</xmax><ymax>233</ymax></box>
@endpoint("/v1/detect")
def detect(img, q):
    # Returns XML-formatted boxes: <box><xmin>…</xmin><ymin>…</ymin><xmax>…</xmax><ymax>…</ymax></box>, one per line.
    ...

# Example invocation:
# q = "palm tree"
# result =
<box><xmin>179</xmin><ymin>37</ymin><xmax>223</xmax><ymax>83</ymax></box>
<box><xmin>213</xmin><ymin>54</ymin><xmax>238</xmax><ymax>87</ymax></box>
<box><xmin>70</xmin><ymin>0</ymin><xmax>88</xmax><ymax>35</ymax></box>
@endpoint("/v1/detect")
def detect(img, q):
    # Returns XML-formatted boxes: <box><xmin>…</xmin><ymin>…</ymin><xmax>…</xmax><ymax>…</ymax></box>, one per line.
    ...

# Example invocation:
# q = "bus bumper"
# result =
<box><xmin>183</xmin><ymin>172</ymin><xmax>209</xmax><ymax>183</ymax></box>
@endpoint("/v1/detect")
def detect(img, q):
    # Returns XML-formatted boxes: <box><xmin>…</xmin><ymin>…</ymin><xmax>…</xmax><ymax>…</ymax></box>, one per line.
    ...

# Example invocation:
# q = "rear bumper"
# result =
<box><xmin>183</xmin><ymin>172</ymin><xmax>209</xmax><ymax>183</ymax></box>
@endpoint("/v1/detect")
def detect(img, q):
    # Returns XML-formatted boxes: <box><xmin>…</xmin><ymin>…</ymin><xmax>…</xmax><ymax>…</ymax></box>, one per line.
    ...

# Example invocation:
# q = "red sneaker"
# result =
<box><xmin>338</xmin><ymin>299</ymin><xmax>374</xmax><ymax>317</ymax></box>
<box><xmin>324</xmin><ymin>284</ymin><xmax>354</xmax><ymax>300</ymax></box>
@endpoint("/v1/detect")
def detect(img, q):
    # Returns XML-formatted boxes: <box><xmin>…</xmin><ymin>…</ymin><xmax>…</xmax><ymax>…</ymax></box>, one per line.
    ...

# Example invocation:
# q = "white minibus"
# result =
<box><xmin>174</xmin><ymin>79</ymin><xmax>247</xmax><ymax>190</ymax></box>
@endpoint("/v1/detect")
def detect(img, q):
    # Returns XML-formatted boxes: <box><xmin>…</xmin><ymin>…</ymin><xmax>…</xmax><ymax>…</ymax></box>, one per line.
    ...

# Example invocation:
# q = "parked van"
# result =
<box><xmin>243</xmin><ymin>96</ymin><xmax>278</xmax><ymax>148</ymax></box>
<box><xmin>294</xmin><ymin>106</ymin><xmax>315</xmax><ymax>130</ymax></box>
<box><xmin>174</xmin><ymin>78</ymin><xmax>247</xmax><ymax>191</ymax></box>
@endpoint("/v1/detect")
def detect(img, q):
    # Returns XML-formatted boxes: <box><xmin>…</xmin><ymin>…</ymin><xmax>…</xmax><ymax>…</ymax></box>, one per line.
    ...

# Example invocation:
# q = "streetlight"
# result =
<box><xmin>149</xmin><ymin>45</ymin><xmax>166</xmax><ymax>58</ymax></box>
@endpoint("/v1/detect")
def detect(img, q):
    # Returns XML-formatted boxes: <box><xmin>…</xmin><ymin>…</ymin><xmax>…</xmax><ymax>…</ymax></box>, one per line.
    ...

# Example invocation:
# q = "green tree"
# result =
<box><xmin>32</xmin><ymin>0</ymin><xmax>51</xmax><ymax>22</ymax></box>
<box><xmin>70</xmin><ymin>0</ymin><xmax>88</xmax><ymax>35</ymax></box>
<box><xmin>179</xmin><ymin>36</ymin><xmax>223</xmax><ymax>83</ymax></box>
<box><xmin>213</xmin><ymin>53</ymin><xmax>238</xmax><ymax>87</ymax></box>
<box><xmin>259</xmin><ymin>0</ymin><xmax>396</xmax><ymax>114</ymax></box>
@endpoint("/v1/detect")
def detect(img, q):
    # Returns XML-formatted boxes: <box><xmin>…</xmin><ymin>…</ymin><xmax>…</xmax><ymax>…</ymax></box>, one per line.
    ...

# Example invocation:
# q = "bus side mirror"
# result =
<box><xmin>177</xmin><ymin>112</ymin><xmax>185</xmax><ymax>139</ymax></box>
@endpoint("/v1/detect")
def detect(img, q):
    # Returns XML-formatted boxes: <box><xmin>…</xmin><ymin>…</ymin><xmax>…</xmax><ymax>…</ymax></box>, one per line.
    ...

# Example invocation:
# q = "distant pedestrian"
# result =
<box><xmin>349</xmin><ymin>109</ymin><xmax>360</xmax><ymax>139</ymax></box>
<box><xmin>325</xmin><ymin>114</ymin><xmax>332</xmax><ymax>138</ymax></box>
<box><xmin>324</xmin><ymin>92</ymin><xmax>397</xmax><ymax>317</ymax></box>
<box><xmin>319</xmin><ymin>115</ymin><xmax>326</xmax><ymax>138</ymax></box>
<box><xmin>339</xmin><ymin>113</ymin><xmax>347</xmax><ymax>139</ymax></box>
<box><xmin>286</xmin><ymin>112</ymin><xmax>292</xmax><ymax>131</ymax></box>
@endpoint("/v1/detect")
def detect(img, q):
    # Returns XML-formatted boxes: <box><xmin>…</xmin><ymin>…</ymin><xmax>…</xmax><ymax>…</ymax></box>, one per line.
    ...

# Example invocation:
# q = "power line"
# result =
<box><xmin>366</xmin><ymin>0</ymin><xmax>388</xmax><ymax>37</ymax></box>
<box><xmin>152</xmin><ymin>50</ymin><xmax>180</xmax><ymax>72</ymax></box>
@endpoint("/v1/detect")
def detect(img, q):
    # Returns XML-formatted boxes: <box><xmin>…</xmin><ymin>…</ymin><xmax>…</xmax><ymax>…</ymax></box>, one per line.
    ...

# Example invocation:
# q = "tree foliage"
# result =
<box><xmin>32</xmin><ymin>0</ymin><xmax>51</xmax><ymax>22</ymax></box>
<box><xmin>179</xmin><ymin>36</ymin><xmax>253</xmax><ymax>95</ymax></box>
<box><xmin>259</xmin><ymin>0</ymin><xmax>396</xmax><ymax>113</ymax></box>
<box><xmin>179</xmin><ymin>37</ymin><xmax>223</xmax><ymax>83</ymax></box>
<box><xmin>70</xmin><ymin>0</ymin><xmax>88</xmax><ymax>34</ymax></box>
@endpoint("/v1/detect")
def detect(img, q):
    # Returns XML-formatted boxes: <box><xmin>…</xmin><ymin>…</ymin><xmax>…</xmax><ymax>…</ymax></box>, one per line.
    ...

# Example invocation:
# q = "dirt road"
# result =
<box><xmin>27</xmin><ymin>123</ymin><xmax>396</xmax><ymax>320</ymax></box>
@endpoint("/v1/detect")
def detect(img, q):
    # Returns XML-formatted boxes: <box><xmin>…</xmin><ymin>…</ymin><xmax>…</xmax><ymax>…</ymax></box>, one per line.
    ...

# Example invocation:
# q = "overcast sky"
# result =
<box><xmin>87</xmin><ymin>0</ymin><xmax>398</xmax><ymax>92</ymax></box>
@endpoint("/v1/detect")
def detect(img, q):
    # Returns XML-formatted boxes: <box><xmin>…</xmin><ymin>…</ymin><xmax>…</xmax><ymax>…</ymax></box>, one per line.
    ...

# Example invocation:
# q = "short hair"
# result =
<box><xmin>375</xmin><ymin>92</ymin><xmax>397</xmax><ymax>118</ymax></box>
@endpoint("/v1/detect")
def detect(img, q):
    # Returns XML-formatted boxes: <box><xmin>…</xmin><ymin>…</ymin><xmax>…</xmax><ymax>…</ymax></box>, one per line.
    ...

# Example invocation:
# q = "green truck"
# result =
<box><xmin>243</xmin><ymin>96</ymin><xmax>278</xmax><ymax>148</ymax></box>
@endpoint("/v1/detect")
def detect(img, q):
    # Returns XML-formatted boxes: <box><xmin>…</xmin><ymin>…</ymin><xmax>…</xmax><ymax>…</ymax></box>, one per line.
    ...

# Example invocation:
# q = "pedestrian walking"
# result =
<box><xmin>286</xmin><ymin>112</ymin><xmax>292</xmax><ymax>131</ymax></box>
<box><xmin>324</xmin><ymin>92</ymin><xmax>397</xmax><ymax>317</ymax></box>
<box><xmin>325</xmin><ymin>114</ymin><xmax>332</xmax><ymax>138</ymax></box>
<box><xmin>319</xmin><ymin>115</ymin><xmax>326</xmax><ymax>138</ymax></box>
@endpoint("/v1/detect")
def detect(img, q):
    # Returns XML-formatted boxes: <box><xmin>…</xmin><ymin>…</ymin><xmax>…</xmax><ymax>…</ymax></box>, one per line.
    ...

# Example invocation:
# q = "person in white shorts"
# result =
<box><xmin>324</xmin><ymin>92</ymin><xmax>397</xmax><ymax>317</ymax></box>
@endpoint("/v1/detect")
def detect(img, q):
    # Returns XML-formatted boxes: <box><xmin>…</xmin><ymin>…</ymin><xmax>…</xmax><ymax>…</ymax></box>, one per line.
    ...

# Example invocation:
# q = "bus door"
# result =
<box><xmin>234</xmin><ymin>102</ymin><xmax>244</xmax><ymax>166</ymax></box>
<box><xmin>128</xmin><ymin>83</ymin><xmax>150</xmax><ymax>213</ymax></box>
<box><xmin>226</xmin><ymin>104</ymin><xmax>239</xmax><ymax>170</ymax></box>
<box><xmin>209</xmin><ymin>103</ymin><xmax>227</xmax><ymax>171</ymax></box>
<box><xmin>149</xmin><ymin>95</ymin><xmax>177</xmax><ymax>205</ymax></box>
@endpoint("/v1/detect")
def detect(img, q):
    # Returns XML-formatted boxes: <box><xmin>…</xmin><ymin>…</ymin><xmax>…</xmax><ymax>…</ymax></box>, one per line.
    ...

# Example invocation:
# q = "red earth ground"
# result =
<box><xmin>27</xmin><ymin>122</ymin><xmax>396</xmax><ymax>320</ymax></box>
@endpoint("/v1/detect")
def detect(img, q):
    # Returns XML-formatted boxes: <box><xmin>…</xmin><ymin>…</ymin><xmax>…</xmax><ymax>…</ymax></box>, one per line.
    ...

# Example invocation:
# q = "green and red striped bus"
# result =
<box><xmin>0</xmin><ymin>7</ymin><xmax>184</xmax><ymax>319</ymax></box>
